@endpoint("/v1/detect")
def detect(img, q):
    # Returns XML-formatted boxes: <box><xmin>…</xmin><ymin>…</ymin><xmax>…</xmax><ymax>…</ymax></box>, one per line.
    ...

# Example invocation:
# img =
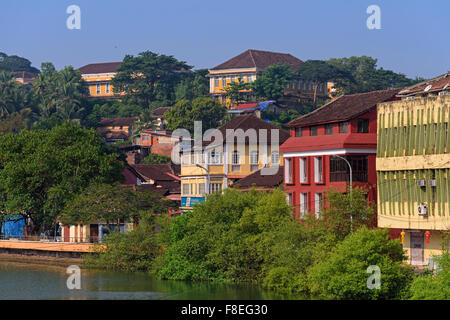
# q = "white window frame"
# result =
<box><xmin>285</xmin><ymin>158</ymin><xmax>292</xmax><ymax>183</ymax></box>
<box><xmin>300</xmin><ymin>157</ymin><xmax>308</xmax><ymax>183</ymax></box>
<box><xmin>300</xmin><ymin>193</ymin><xmax>308</xmax><ymax>216</ymax></box>
<box><xmin>271</xmin><ymin>151</ymin><xmax>279</xmax><ymax>164</ymax></box>
<box><xmin>96</xmin><ymin>83</ymin><xmax>101</xmax><ymax>94</ymax></box>
<box><xmin>105</xmin><ymin>83</ymin><xmax>110</xmax><ymax>94</ymax></box>
<box><xmin>315</xmin><ymin>193</ymin><xmax>323</xmax><ymax>218</ymax></box>
<box><xmin>314</xmin><ymin>156</ymin><xmax>323</xmax><ymax>183</ymax></box>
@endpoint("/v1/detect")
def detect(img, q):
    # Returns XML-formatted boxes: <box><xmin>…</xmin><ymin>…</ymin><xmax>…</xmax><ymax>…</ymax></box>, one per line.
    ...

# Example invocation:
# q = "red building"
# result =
<box><xmin>280</xmin><ymin>88</ymin><xmax>401</xmax><ymax>218</ymax></box>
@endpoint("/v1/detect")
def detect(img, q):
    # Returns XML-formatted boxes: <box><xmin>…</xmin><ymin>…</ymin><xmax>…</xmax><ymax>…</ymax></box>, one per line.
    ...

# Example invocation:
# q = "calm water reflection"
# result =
<box><xmin>0</xmin><ymin>261</ymin><xmax>296</xmax><ymax>300</ymax></box>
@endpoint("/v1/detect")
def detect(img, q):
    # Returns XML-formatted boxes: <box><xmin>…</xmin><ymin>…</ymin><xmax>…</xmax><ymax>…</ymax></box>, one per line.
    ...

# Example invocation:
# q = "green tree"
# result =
<box><xmin>223</xmin><ymin>78</ymin><xmax>250</xmax><ymax>105</ymax></box>
<box><xmin>174</xmin><ymin>69</ymin><xmax>209</xmax><ymax>101</ymax></box>
<box><xmin>0</xmin><ymin>122</ymin><xmax>123</xmax><ymax>231</ymax></box>
<box><xmin>327</xmin><ymin>56</ymin><xmax>423</xmax><ymax>95</ymax></box>
<box><xmin>307</xmin><ymin>227</ymin><xmax>413</xmax><ymax>300</ymax></box>
<box><xmin>409</xmin><ymin>253</ymin><xmax>450</xmax><ymax>300</ymax></box>
<box><xmin>142</xmin><ymin>153</ymin><xmax>172</xmax><ymax>164</ymax></box>
<box><xmin>112</xmin><ymin>51</ymin><xmax>192</xmax><ymax>109</ymax></box>
<box><xmin>0</xmin><ymin>52</ymin><xmax>39</xmax><ymax>73</ymax></box>
<box><xmin>32</xmin><ymin>63</ymin><xmax>89</xmax><ymax>125</ymax></box>
<box><xmin>297</xmin><ymin>60</ymin><xmax>352</xmax><ymax>105</ymax></box>
<box><xmin>164</xmin><ymin>97</ymin><xmax>226</xmax><ymax>133</ymax></box>
<box><xmin>251</xmin><ymin>64</ymin><xmax>294</xmax><ymax>100</ymax></box>
<box><xmin>0</xmin><ymin>71</ymin><xmax>35</xmax><ymax>118</ymax></box>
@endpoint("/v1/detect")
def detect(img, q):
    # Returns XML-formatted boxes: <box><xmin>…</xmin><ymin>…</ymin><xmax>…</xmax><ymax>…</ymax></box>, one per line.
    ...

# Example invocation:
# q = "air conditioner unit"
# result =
<box><xmin>418</xmin><ymin>205</ymin><xmax>428</xmax><ymax>216</ymax></box>
<box><xmin>429</xmin><ymin>179</ymin><xmax>437</xmax><ymax>187</ymax></box>
<box><xmin>417</xmin><ymin>180</ymin><xmax>426</xmax><ymax>187</ymax></box>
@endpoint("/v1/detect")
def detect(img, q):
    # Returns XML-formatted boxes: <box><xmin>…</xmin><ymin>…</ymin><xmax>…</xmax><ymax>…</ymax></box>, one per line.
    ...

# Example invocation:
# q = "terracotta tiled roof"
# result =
<box><xmin>101</xmin><ymin>131</ymin><xmax>129</xmax><ymax>140</ymax></box>
<box><xmin>233</xmin><ymin>166</ymin><xmax>284</xmax><ymax>189</ymax></box>
<box><xmin>98</xmin><ymin>117</ymin><xmax>138</xmax><ymax>127</ymax></box>
<box><xmin>209</xmin><ymin>114</ymin><xmax>290</xmax><ymax>146</ymax></box>
<box><xmin>152</xmin><ymin>106</ymin><xmax>172</xmax><ymax>118</ymax></box>
<box><xmin>287</xmin><ymin>88</ymin><xmax>402</xmax><ymax>128</ymax></box>
<box><xmin>210</xmin><ymin>49</ymin><xmax>303</xmax><ymax>71</ymax></box>
<box><xmin>131</xmin><ymin>163</ymin><xmax>180</xmax><ymax>182</ymax></box>
<box><xmin>78</xmin><ymin>62</ymin><xmax>122</xmax><ymax>74</ymax></box>
<box><xmin>398</xmin><ymin>72</ymin><xmax>450</xmax><ymax>96</ymax></box>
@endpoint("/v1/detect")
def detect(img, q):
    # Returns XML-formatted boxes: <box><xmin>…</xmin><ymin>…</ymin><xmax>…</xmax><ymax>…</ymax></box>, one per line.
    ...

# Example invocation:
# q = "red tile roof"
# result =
<box><xmin>210</xmin><ymin>49</ymin><xmax>303</xmax><ymax>71</ymax></box>
<box><xmin>233</xmin><ymin>166</ymin><xmax>284</xmax><ymax>189</ymax></box>
<box><xmin>279</xmin><ymin>133</ymin><xmax>377</xmax><ymax>153</ymax></box>
<box><xmin>398</xmin><ymin>72</ymin><xmax>450</xmax><ymax>96</ymax></box>
<box><xmin>287</xmin><ymin>88</ymin><xmax>401</xmax><ymax>127</ymax></box>
<box><xmin>98</xmin><ymin>117</ymin><xmax>138</xmax><ymax>127</ymax></box>
<box><xmin>78</xmin><ymin>62</ymin><xmax>122</xmax><ymax>74</ymax></box>
<box><xmin>210</xmin><ymin>114</ymin><xmax>290</xmax><ymax>146</ymax></box>
<box><xmin>131</xmin><ymin>164</ymin><xmax>180</xmax><ymax>182</ymax></box>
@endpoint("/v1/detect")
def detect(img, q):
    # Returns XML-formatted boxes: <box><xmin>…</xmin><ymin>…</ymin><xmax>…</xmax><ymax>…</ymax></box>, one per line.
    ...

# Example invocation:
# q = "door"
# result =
<box><xmin>410</xmin><ymin>232</ymin><xmax>424</xmax><ymax>266</ymax></box>
<box><xmin>90</xmin><ymin>224</ymin><xmax>99</xmax><ymax>243</ymax></box>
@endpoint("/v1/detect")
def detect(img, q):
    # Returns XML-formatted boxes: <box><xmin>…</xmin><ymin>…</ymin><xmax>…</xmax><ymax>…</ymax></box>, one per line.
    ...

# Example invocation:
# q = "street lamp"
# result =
<box><xmin>332</xmin><ymin>154</ymin><xmax>353</xmax><ymax>232</ymax></box>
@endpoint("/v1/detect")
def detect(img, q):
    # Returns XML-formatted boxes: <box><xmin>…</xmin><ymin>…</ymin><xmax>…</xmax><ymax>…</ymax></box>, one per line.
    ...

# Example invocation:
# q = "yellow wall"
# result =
<box><xmin>81</xmin><ymin>73</ymin><xmax>117</xmax><ymax>97</ymax></box>
<box><xmin>376</xmin><ymin>95</ymin><xmax>450</xmax><ymax>231</ymax></box>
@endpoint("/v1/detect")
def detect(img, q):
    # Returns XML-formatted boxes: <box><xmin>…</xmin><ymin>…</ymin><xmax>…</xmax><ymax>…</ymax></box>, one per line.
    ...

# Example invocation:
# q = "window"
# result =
<box><xmin>325</xmin><ymin>124</ymin><xmax>333</xmax><ymax>135</ymax></box>
<box><xmin>210</xmin><ymin>183</ymin><xmax>222</xmax><ymax>193</ymax></box>
<box><xmin>250</xmin><ymin>151</ymin><xmax>259</xmax><ymax>171</ymax></box>
<box><xmin>330</xmin><ymin>155</ymin><xmax>368</xmax><ymax>182</ymax></box>
<box><xmin>339</xmin><ymin>121</ymin><xmax>348</xmax><ymax>133</ymax></box>
<box><xmin>182</xmin><ymin>184</ymin><xmax>189</xmax><ymax>195</ymax></box>
<box><xmin>315</xmin><ymin>193</ymin><xmax>323</xmax><ymax>218</ymax></box>
<box><xmin>96</xmin><ymin>84</ymin><xmax>101</xmax><ymax>94</ymax></box>
<box><xmin>231</xmin><ymin>76</ymin><xmax>235</xmax><ymax>83</ymax></box>
<box><xmin>295</xmin><ymin>127</ymin><xmax>303</xmax><ymax>137</ymax></box>
<box><xmin>199</xmin><ymin>183</ymin><xmax>205</xmax><ymax>195</ymax></box>
<box><xmin>271</xmin><ymin>151</ymin><xmax>279</xmax><ymax>164</ymax></box>
<box><xmin>300</xmin><ymin>158</ymin><xmax>308</xmax><ymax>183</ymax></box>
<box><xmin>222</xmin><ymin>77</ymin><xmax>227</xmax><ymax>87</ymax></box>
<box><xmin>105</xmin><ymin>83</ymin><xmax>110</xmax><ymax>94</ymax></box>
<box><xmin>285</xmin><ymin>158</ymin><xmax>293</xmax><ymax>183</ymax></box>
<box><xmin>214</xmin><ymin>77</ymin><xmax>219</xmax><ymax>87</ymax></box>
<box><xmin>314</xmin><ymin>156</ymin><xmax>323</xmax><ymax>183</ymax></box>
<box><xmin>300</xmin><ymin>193</ymin><xmax>308</xmax><ymax>217</ymax></box>
<box><xmin>286</xmin><ymin>193</ymin><xmax>293</xmax><ymax>206</ymax></box>
<box><xmin>232</xmin><ymin>150</ymin><xmax>240</xmax><ymax>171</ymax></box>
<box><xmin>310</xmin><ymin>126</ymin><xmax>319</xmax><ymax>136</ymax></box>
<box><xmin>357</xmin><ymin>119</ymin><xmax>369</xmax><ymax>133</ymax></box>
<box><xmin>208</xmin><ymin>151</ymin><xmax>222</xmax><ymax>164</ymax></box>
<box><xmin>142</xmin><ymin>135</ymin><xmax>150</xmax><ymax>141</ymax></box>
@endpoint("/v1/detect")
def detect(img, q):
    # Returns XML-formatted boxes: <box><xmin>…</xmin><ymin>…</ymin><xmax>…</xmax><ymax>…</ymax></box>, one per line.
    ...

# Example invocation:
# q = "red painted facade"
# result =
<box><xmin>280</xmin><ymin>108</ymin><xmax>378</xmax><ymax>219</ymax></box>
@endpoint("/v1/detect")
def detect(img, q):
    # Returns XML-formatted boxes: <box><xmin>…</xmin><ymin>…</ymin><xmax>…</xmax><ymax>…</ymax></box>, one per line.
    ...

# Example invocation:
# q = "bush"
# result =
<box><xmin>307</xmin><ymin>227</ymin><xmax>413</xmax><ymax>300</ymax></box>
<box><xmin>409</xmin><ymin>253</ymin><xmax>450</xmax><ymax>300</ymax></box>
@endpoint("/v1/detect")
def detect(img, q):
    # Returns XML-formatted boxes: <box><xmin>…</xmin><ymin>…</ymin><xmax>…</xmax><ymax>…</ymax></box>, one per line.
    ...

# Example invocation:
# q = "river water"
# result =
<box><xmin>0</xmin><ymin>261</ymin><xmax>294</xmax><ymax>300</ymax></box>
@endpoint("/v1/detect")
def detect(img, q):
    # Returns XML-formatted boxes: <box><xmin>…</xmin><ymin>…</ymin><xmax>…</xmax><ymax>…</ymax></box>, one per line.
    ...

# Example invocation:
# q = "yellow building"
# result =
<box><xmin>376</xmin><ymin>72</ymin><xmax>450</xmax><ymax>266</ymax></box>
<box><xmin>208</xmin><ymin>49</ymin><xmax>329</xmax><ymax>107</ymax></box>
<box><xmin>78</xmin><ymin>62</ymin><xmax>122</xmax><ymax>98</ymax></box>
<box><xmin>180</xmin><ymin>114</ymin><xmax>290</xmax><ymax>210</ymax></box>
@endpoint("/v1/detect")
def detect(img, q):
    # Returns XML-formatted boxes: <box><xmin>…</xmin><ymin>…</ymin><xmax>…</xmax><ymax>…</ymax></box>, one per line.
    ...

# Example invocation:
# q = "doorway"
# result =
<box><xmin>410</xmin><ymin>231</ymin><xmax>424</xmax><ymax>266</ymax></box>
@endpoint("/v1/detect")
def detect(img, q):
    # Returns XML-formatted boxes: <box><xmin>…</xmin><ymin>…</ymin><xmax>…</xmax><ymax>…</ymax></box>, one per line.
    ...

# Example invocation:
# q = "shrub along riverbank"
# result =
<box><xmin>83</xmin><ymin>188</ymin><xmax>449</xmax><ymax>300</ymax></box>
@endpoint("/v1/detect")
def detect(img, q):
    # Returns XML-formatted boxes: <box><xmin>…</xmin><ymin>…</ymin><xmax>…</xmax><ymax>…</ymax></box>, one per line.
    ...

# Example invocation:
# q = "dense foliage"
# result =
<box><xmin>142</xmin><ymin>153</ymin><xmax>172</xmax><ymax>164</ymax></box>
<box><xmin>251</xmin><ymin>64</ymin><xmax>294</xmax><ymax>100</ymax></box>
<box><xmin>164</xmin><ymin>97</ymin><xmax>227</xmax><ymax>133</ymax></box>
<box><xmin>0</xmin><ymin>123</ymin><xmax>123</xmax><ymax>231</ymax></box>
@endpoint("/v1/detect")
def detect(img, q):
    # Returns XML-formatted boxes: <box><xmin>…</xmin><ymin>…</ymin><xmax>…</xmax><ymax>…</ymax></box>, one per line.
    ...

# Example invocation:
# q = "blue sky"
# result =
<box><xmin>1</xmin><ymin>0</ymin><xmax>448</xmax><ymax>79</ymax></box>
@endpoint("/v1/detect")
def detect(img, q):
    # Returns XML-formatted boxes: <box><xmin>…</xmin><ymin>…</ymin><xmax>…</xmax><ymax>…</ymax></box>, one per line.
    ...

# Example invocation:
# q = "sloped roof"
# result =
<box><xmin>209</xmin><ymin>114</ymin><xmax>290</xmax><ymax>146</ymax></box>
<box><xmin>98</xmin><ymin>117</ymin><xmax>138</xmax><ymax>127</ymax></box>
<box><xmin>210</xmin><ymin>49</ymin><xmax>303</xmax><ymax>71</ymax></box>
<box><xmin>398</xmin><ymin>72</ymin><xmax>450</xmax><ymax>96</ymax></box>
<box><xmin>78</xmin><ymin>62</ymin><xmax>122</xmax><ymax>74</ymax></box>
<box><xmin>131</xmin><ymin>163</ymin><xmax>180</xmax><ymax>182</ymax></box>
<box><xmin>287</xmin><ymin>88</ymin><xmax>401</xmax><ymax>127</ymax></box>
<box><xmin>152</xmin><ymin>106</ymin><xmax>172</xmax><ymax>118</ymax></box>
<box><xmin>233</xmin><ymin>166</ymin><xmax>284</xmax><ymax>189</ymax></box>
